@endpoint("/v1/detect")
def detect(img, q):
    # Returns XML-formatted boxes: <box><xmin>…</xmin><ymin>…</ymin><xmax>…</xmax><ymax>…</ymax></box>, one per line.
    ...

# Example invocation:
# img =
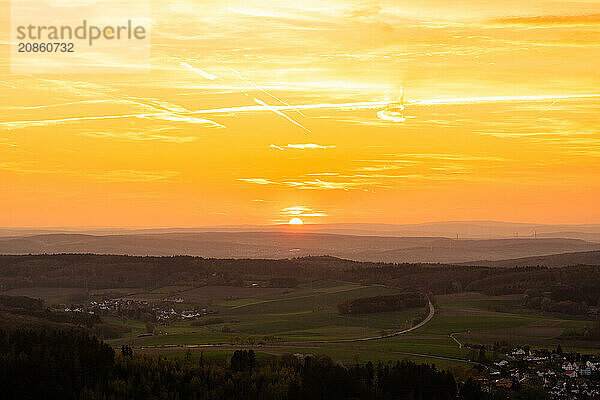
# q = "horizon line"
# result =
<box><xmin>2</xmin><ymin>219</ymin><xmax>600</xmax><ymax>231</ymax></box>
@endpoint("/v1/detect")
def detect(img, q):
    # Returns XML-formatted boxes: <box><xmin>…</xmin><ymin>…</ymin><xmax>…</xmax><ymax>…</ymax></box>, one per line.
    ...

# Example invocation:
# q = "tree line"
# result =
<box><xmin>1</xmin><ymin>254</ymin><xmax>599</xmax><ymax>316</ymax></box>
<box><xmin>0</xmin><ymin>328</ymin><xmax>462</xmax><ymax>399</ymax></box>
<box><xmin>337</xmin><ymin>292</ymin><xmax>427</xmax><ymax>315</ymax></box>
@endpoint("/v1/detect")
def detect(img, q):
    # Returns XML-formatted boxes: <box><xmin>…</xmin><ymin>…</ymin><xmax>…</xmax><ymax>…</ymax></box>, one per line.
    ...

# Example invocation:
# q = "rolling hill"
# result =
<box><xmin>1</xmin><ymin>232</ymin><xmax>600</xmax><ymax>264</ymax></box>
<box><xmin>461</xmin><ymin>250</ymin><xmax>600</xmax><ymax>268</ymax></box>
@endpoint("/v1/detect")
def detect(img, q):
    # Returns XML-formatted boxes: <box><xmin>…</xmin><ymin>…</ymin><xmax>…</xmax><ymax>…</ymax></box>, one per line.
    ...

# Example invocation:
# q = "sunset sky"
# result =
<box><xmin>1</xmin><ymin>0</ymin><xmax>600</xmax><ymax>227</ymax></box>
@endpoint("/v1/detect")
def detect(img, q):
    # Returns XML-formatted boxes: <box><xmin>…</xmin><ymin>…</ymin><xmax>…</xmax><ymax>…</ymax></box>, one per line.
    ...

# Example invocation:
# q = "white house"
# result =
<box><xmin>562</xmin><ymin>361</ymin><xmax>575</xmax><ymax>371</ymax></box>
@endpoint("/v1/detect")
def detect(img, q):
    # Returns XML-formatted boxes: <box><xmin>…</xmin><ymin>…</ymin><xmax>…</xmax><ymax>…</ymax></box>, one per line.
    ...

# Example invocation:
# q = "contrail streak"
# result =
<box><xmin>180</xmin><ymin>62</ymin><xmax>219</xmax><ymax>80</ymax></box>
<box><xmin>253</xmin><ymin>98</ymin><xmax>311</xmax><ymax>133</ymax></box>
<box><xmin>189</xmin><ymin>100</ymin><xmax>392</xmax><ymax>115</ymax></box>
<box><xmin>0</xmin><ymin>113</ymin><xmax>223</xmax><ymax>130</ymax></box>
<box><xmin>231</xmin><ymin>68</ymin><xmax>306</xmax><ymax>117</ymax></box>
<box><xmin>3</xmin><ymin>94</ymin><xmax>599</xmax><ymax>129</ymax></box>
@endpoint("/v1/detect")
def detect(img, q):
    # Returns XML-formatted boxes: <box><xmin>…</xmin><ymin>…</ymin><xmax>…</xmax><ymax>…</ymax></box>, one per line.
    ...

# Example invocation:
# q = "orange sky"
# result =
<box><xmin>1</xmin><ymin>0</ymin><xmax>600</xmax><ymax>227</ymax></box>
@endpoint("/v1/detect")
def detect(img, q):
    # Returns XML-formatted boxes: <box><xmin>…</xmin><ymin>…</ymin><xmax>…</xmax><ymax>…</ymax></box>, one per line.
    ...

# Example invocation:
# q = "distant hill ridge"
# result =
<box><xmin>461</xmin><ymin>250</ymin><xmax>600</xmax><ymax>268</ymax></box>
<box><xmin>0</xmin><ymin>231</ymin><xmax>599</xmax><ymax>264</ymax></box>
<box><xmin>2</xmin><ymin>220</ymin><xmax>600</xmax><ymax>240</ymax></box>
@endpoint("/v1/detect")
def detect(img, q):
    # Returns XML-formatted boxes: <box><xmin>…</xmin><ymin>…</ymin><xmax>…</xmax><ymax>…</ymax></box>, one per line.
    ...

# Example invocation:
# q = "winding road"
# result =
<box><xmin>125</xmin><ymin>293</ymin><xmax>492</xmax><ymax>367</ymax></box>
<box><xmin>449</xmin><ymin>332</ymin><xmax>463</xmax><ymax>348</ymax></box>
<box><xmin>132</xmin><ymin>298</ymin><xmax>435</xmax><ymax>349</ymax></box>
<box><xmin>132</xmin><ymin>298</ymin><xmax>484</xmax><ymax>366</ymax></box>
<box><xmin>317</xmin><ymin>299</ymin><xmax>435</xmax><ymax>343</ymax></box>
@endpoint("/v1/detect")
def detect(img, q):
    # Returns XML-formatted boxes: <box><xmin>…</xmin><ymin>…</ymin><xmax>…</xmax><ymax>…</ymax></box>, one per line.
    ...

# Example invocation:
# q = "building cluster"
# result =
<box><xmin>63</xmin><ymin>298</ymin><xmax>214</xmax><ymax>323</ymax></box>
<box><xmin>478</xmin><ymin>347</ymin><xmax>600</xmax><ymax>399</ymax></box>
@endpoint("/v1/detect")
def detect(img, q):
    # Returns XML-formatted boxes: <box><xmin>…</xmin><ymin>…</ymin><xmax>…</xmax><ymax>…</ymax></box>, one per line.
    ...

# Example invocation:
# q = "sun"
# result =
<box><xmin>288</xmin><ymin>217</ymin><xmax>304</xmax><ymax>225</ymax></box>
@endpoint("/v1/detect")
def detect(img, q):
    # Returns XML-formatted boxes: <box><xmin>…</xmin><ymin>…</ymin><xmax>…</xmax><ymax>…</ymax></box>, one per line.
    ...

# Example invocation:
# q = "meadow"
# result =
<box><xmin>101</xmin><ymin>280</ymin><xmax>599</xmax><ymax>367</ymax></box>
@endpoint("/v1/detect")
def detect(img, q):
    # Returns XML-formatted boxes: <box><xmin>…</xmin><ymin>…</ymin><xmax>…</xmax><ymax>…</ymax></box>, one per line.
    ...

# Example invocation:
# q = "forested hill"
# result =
<box><xmin>1</xmin><ymin>254</ymin><xmax>599</xmax><ymax>311</ymax></box>
<box><xmin>0</xmin><ymin>254</ymin><xmax>363</xmax><ymax>290</ymax></box>
<box><xmin>460</xmin><ymin>250</ymin><xmax>600</xmax><ymax>268</ymax></box>
<box><xmin>0</xmin><ymin>329</ymin><xmax>459</xmax><ymax>400</ymax></box>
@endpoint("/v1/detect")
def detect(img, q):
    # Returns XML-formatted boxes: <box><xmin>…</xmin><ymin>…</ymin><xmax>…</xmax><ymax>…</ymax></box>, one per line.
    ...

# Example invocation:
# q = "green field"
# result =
<box><xmin>106</xmin><ymin>281</ymin><xmax>600</xmax><ymax>367</ymax></box>
<box><xmin>119</xmin><ymin>282</ymin><xmax>417</xmax><ymax>345</ymax></box>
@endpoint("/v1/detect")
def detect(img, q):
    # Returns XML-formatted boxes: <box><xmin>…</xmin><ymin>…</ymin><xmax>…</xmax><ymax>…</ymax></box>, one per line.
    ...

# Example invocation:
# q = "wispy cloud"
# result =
<box><xmin>237</xmin><ymin>178</ymin><xmax>276</xmax><ymax>185</ymax></box>
<box><xmin>238</xmin><ymin>176</ymin><xmax>383</xmax><ymax>191</ymax></box>
<box><xmin>377</xmin><ymin>91</ymin><xmax>405</xmax><ymax>123</ymax></box>
<box><xmin>7</xmin><ymin>94</ymin><xmax>596</xmax><ymax>131</ymax></box>
<box><xmin>147</xmin><ymin>112</ymin><xmax>225</xmax><ymax>127</ymax></box>
<box><xmin>281</xmin><ymin>206</ymin><xmax>327</xmax><ymax>217</ymax></box>
<box><xmin>0</xmin><ymin>78</ymin><xmax>225</xmax><ymax>130</ymax></box>
<box><xmin>271</xmin><ymin>143</ymin><xmax>335</xmax><ymax>150</ymax></box>
<box><xmin>306</xmin><ymin>172</ymin><xmax>339</xmax><ymax>176</ymax></box>
<box><xmin>237</xmin><ymin>150</ymin><xmax>512</xmax><ymax>191</ymax></box>
<box><xmin>84</xmin><ymin>169</ymin><xmax>180</xmax><ymax>183</ymax></box>
<box><xmin>0</xmin><ymin>162</ymin><xmax>179</xmax><ymax>182</ymax></box>
<box><xmin>491</xmin><ymin>14</ymin><xmax>600</xmax><ymax>27</ymax></box>
<box><xmin>0</xmin><ymin>113</ymin><xmax>151</xmax><ymax>130</ymax></box>
<box><xmin>80</xmin><ymin>128</ymin><xmax>199</xmax><ymax>144</ymax></box>
<box><xmin>377</xmin><ymin>110</ymin><xmax>405</xmax><ymax>123</ymax></box>
<box><xmin>411</xmin><ymin>94</ymin><xmax>600</xmax><ymax>106</ymax></box>
<box><xmin>0</xmin><ymin>110</ymin><xmax>224</xmax><ymax>130</ymax></box>
<box><xmin>5</xmin><ymin>99</ymin><xmax>114</xmax><ymax>110</ymax></box>
<box><xmin>390</xmin><ymin>153</ymin><xmax>507</xmax><ymax>161</ymax></box>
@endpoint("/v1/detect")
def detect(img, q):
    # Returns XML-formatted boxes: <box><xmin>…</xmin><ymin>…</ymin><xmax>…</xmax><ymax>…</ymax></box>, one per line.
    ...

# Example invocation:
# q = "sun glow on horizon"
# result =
<box><xmin>288</xmin><ymin>218</ymin><xmax>304</xmax><ymax>225</ymax></box>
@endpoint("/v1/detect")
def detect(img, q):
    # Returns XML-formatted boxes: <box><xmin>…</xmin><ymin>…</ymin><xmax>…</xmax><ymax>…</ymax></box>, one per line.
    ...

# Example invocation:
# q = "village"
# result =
<box><xmin>61</xmin><ymin>297</ymin><xmax>216</xmax><ymax>324</ymax></box>
<box><xmin>477</xmin><ymin>346</ymin><xmax>600</xmax><ymax>399</ymax></box>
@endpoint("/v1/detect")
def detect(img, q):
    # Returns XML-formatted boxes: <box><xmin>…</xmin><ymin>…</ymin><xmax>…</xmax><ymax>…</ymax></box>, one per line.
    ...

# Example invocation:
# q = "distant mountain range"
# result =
<box><xmin>2</xmin><ymin>221</ymin><xmax>600</xmax><ymax>240</ymax></box>
<box><xmin>1</xmin><ymin>231</ymin><xmax>600</xmax><ymax>265</ymax></box>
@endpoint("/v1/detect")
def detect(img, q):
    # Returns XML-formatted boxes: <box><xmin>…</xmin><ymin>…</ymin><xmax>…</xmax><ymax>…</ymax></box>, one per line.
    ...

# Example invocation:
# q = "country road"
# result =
<box><xmin>316</xmin><ymin>299</ymin><xmax>435</xmax><ymax>343</ymax></box>
<box><xmin>449</xmin><ymin>332</ymin><xmax>463</xmax><ymax>348</ymax></box>
<box><xmin>130</xmin><ymin>298</ymin><xmax>435</xmax><ymax>349</ymax></box>
<box><xmin>230</xmin><ymin>282</ymin><xmax>435</xmax><ymax>342</ymax></box>
<box><xmin>130</xmin><ymin>298</ymin><xmax>483</xmax><ymax>366</ymax></box>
